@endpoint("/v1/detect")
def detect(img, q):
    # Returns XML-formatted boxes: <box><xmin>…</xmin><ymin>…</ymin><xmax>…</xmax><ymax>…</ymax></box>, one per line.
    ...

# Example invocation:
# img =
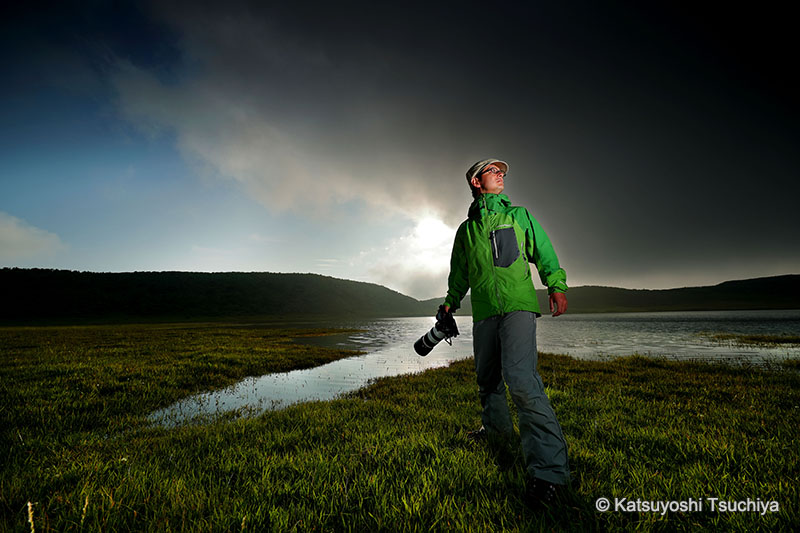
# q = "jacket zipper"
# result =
<box><xmin>483</xmin><ymin>195</ymin><xmax>505</xmax><ymax>315</ymax></box>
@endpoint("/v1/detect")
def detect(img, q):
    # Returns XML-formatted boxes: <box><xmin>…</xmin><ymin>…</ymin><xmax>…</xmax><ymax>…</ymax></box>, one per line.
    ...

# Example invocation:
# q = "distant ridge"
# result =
<box><xmin>1</xmin><ymin>268</ymin><xmax>798</xmax><ymax>324</ymax></box>
<box><xmin>0</xmin><ymin>269</ymin><xmax>430</xmax><ymax>324</ymax></box>
<box><xmin>559</xmin><ymin>275</ymin><xmax>800</xmax><ymax>313</ymax></box>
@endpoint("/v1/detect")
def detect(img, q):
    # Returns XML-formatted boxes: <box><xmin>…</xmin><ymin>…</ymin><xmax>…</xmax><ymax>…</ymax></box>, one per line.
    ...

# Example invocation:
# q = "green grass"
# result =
<box><xmin>697</xmin><ymin>331</ymin><xmax>800</xmax><ymax>346</ymax></box>
<box><xmin>2</xmin><ymin>324</ymin><xmax>799</xmax><ymax>531</ymax></box>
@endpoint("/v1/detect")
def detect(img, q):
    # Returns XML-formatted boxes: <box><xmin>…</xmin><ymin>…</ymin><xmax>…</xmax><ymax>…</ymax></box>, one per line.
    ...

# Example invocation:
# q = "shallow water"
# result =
<box><xmin>149</xmin><ymin>310</ymin><xmax>800</xmax><ymax>425</ymax></box>
<box><xmin>149</xmin><ymin>316</ymin><xmax>474</xmax><ymax>426</ymax></box>
<box><xmin>536</xmin><ymin>309</ymin><xmax>800</xmax><ymax>362</ymax></box>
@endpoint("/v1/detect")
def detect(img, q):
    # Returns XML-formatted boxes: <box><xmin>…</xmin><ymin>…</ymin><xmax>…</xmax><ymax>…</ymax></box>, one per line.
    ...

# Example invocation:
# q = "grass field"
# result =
<box><xmin>698</xmin><ymin>332</ymin><xmax>800</xmax><ymax>346</ymax></box>
<box><xmin>1</xmin><ymin>322</ymin><xmax>798</xmax><ymax>531</ymax></box>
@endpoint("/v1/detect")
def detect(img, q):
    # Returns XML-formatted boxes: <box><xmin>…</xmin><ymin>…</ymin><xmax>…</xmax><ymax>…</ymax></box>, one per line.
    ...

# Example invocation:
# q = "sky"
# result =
<box><xmin>1</xmin><ymin>1</ymin><xmax>798</xmax><ymax>300</ymax></box>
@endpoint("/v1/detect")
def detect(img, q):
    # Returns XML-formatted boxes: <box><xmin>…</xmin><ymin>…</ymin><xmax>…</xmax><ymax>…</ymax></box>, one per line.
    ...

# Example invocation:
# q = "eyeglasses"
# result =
<box><xmin>482</xmin><ymin>167</ymin><xmax>505</xmax><ymax>176</ymax></box>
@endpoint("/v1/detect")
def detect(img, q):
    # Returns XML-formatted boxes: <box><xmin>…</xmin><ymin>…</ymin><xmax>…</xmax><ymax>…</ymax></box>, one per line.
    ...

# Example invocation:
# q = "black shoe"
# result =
<box><xmin>525</xmin><ymin>477</ymin><xmax>564</xmax><ymax>510</ymax></box>
<box><xmin>466</xmin><ymin>426</ymin><xmax>487</xmax><ymax>442</ymax></box>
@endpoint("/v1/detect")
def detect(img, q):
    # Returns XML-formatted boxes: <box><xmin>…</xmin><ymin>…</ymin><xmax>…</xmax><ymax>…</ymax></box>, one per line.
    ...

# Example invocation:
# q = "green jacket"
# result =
<box><xmin>444</xmin><ymin>193</ymin><xmax>567</xmax><ymax>321</ymax></box>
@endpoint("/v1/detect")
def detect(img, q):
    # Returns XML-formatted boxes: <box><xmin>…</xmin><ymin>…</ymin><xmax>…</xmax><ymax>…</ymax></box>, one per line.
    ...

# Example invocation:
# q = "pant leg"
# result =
<box><xmin>499</xmin><ymin>311</ymin><xmax>570</xmax><ymax>484</ymax></box>
<box><xmin>473</xmin><ymin>315</ymin><xmax>514</xmax><ymax>435</ymax></box>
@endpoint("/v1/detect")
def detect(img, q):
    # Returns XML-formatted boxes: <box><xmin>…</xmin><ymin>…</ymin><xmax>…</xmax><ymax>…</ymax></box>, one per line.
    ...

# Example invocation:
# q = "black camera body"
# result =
<box><xmin>414</xmin><ymin>305</ymin><xmax>459</xmax><ymax>356</ymax></box>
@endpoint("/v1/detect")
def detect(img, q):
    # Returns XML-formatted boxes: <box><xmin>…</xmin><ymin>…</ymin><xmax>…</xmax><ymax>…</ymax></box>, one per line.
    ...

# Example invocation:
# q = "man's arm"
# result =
<box><xmin>443</xmin><ymin>225</ymin><xmax>469</xmax><ymax>313</ymax></box>
<box><xmin>523</xmin><ymin>209</ymin><xmax>568</xmax><ymax>316</ymax></box>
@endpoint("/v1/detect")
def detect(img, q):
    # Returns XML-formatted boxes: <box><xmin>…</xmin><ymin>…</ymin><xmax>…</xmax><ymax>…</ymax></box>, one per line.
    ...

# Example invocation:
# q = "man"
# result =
<box><xmin>442</xmin><ymin>158</ymin><xmax>570</xmax><ymax>508</ymax></box>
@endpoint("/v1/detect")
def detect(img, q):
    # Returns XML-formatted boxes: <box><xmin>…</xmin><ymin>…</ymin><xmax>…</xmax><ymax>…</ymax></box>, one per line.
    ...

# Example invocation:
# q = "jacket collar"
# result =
<box><xmin>468</xmin><ymin>193</ymin><xmax>510</xmax><ymax>219</ymax></box>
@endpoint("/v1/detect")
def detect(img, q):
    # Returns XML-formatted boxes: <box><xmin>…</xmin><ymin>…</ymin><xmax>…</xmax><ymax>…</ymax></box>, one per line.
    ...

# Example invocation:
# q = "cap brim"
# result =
<box><xmin>478</xmin><ymin>160</ymin><xmax>508</xmax><ymax>177</ymax></box>
<box><xmin>492</xmin><ymin>161</ymin><xmax>508</xmax><ymax>174</ymax></box>
<box><xmin>466</xmin><ymin>158</ymin><xmax>510</xmax><ymax>182</ymax></box>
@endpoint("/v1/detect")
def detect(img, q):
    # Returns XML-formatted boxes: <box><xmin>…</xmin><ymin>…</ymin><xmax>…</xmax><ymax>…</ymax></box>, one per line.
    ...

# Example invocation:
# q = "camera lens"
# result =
<box><xmin>414</xmin><ymin>326</ymin><xmax>446</xmax><ymax>356</ymax></box>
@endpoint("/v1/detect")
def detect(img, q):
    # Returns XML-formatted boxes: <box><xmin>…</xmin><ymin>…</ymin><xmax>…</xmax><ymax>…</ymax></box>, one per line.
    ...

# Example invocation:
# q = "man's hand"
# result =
<box><xmin>549</xmin><ymin>292</ymin><xmax>568</xmax><ymax>317</ymax></box>
<box><xmin>436</xmin><ymin>304</ymin><xmax>459</xmax><ymax>338</ymax></box>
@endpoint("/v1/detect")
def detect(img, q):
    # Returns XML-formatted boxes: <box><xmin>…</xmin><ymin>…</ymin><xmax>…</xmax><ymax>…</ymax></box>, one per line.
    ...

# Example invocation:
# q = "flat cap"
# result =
<box><xmin>466</xmin><ymin>158</ymin><xmax>509</xmax><ymax>184</ymax></box>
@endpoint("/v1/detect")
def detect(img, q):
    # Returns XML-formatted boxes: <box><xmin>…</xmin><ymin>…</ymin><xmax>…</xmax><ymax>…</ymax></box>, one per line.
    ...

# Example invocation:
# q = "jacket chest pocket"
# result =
<box><xmin>489</xmin><ymin>226</ymin><xmax>520</xmax><ymax>268</ymax></box>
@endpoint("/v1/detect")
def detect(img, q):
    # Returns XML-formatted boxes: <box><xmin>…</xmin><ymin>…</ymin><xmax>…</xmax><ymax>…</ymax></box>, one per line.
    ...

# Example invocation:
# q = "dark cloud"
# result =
<box><xmin>119</xmin><ymin>1</ymin><xmax>800</xmax><ymax>287</ymax></box>
<box><xmin>5</xmin><ymin>1</ymin><xmax>798</xmax><ymax>291</ymax></box>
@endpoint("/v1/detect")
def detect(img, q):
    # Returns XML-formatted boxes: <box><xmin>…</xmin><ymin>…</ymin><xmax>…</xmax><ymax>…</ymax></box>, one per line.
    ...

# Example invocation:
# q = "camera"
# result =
<box><xmin>414</xmin><ymin>305</ymin><xmax>459</xmax><ymax>356</ymax></box>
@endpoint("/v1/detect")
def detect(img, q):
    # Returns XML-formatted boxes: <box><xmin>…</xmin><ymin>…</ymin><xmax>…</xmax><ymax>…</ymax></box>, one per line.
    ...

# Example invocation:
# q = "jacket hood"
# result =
<box><xmin>468</xmin><ymin>193</ymin><xmax>511</xmax><ymax>219</ymax></box>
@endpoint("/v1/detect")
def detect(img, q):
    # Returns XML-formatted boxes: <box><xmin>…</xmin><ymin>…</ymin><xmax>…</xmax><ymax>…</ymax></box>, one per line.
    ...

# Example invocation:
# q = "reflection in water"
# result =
<box><xmin>149</xmin><ymin>310</ymin><xmax>800</xmax><ymax>425</ymax></box>
<box><xmin>149</xmin><ymin>317</ymin><xmax>474</xmax><ymax>426</ymax></box>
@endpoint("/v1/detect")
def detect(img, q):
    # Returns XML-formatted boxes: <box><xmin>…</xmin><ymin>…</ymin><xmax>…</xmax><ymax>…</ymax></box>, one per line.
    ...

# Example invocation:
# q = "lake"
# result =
<box><xmin>149</xmin><ymin>309</ymin><xmax>800</xmax><ymax>425</ymax></box>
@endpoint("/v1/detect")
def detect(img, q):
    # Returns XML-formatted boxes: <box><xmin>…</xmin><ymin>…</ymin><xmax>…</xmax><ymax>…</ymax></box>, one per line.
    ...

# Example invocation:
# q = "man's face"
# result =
<box><xmin>472</xmin><ymin>163</ymin><xmax>505</xmax><ymax>195</ymax></box>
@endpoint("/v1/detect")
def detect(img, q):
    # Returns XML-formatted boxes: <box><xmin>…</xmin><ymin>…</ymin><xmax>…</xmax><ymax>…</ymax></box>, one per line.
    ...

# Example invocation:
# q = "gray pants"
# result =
<box><xmin>473</xmin><ymin>311</ymin><xmax>570</xmax><ymax>484</ymax></box>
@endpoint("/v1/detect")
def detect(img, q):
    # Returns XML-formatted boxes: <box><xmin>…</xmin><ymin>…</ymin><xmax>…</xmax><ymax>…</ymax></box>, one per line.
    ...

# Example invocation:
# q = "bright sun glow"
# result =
<box><xmin>350</xmin><ymin>215</ymin><xmax>458</xmax><ymax>299</ymax></box>
<box><xmin>404</xmin><ymin>217</ymin><xmax>456</xmax><ymax>273</ymax></box>
<box><xmin>413</xmin><ymin>217</ymin><xmax>455</xmax><ymax>251</ymax></box>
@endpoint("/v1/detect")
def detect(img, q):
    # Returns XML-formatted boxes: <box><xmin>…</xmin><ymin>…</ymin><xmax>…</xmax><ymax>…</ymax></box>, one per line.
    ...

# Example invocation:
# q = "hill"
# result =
<box><xmin>560</xmin><ymin>275</ymin><xmax>800</xmax><ymax>313</ymax></box>
<box><xmin>425</xmin><ymin>275</ymin><xmax>800</xmax><ymax>315</ymax></box>
<box><xmin>1</xmin><ymin>268</ymin><xmax>798</xmax><ymax>324</ymax></box>
<box><xmin>0</xmin><ymin>269</ymin><xmax>430</xmax><ymax>324</ymax></box>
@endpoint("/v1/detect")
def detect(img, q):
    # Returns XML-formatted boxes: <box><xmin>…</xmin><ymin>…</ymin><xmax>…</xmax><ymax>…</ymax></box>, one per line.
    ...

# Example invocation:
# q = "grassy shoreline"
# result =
<box><xmin>697</xmin><ymin>331</ymin><xmax>800</xmax><ymax>346</ymax></box>
<box><xmin>2</xmin><ymin>323</ymin><xmax>798</xmax><ymax>531</ymax></box>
